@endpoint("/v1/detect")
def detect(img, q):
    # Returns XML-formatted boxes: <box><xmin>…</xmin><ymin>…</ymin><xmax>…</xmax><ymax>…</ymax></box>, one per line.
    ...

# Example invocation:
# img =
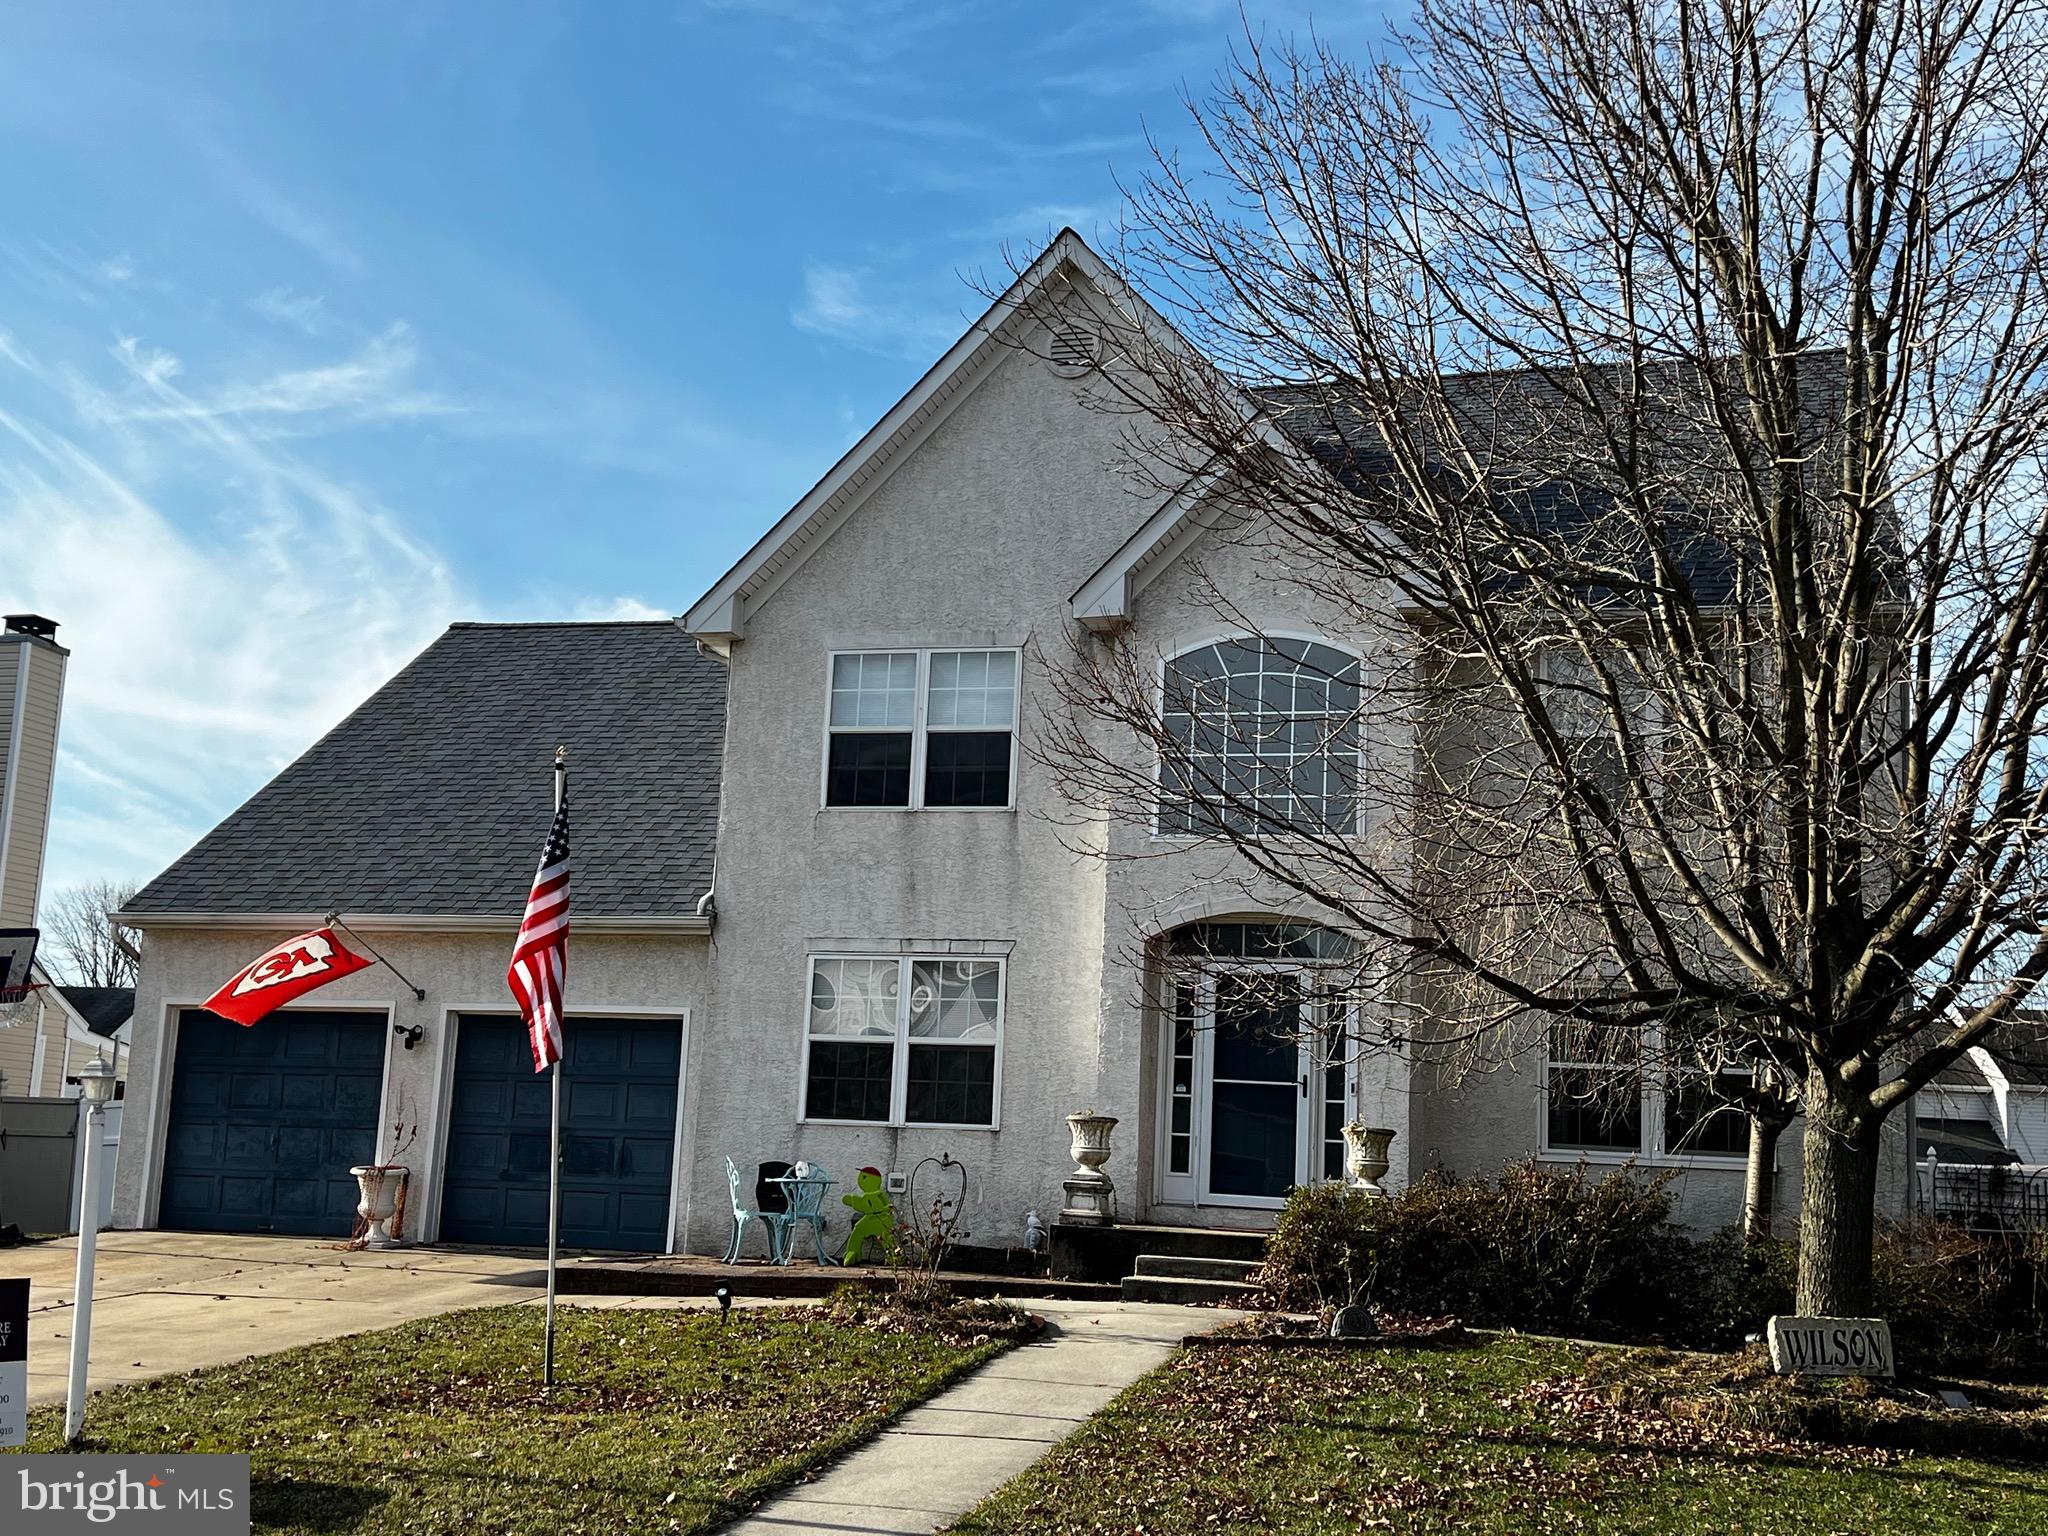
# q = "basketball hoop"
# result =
<box><xmin>0</xmin><ymin>982</ymin><xmax>42</xmax><ymax>1030</ymax></box>
<box><xmin>0</xmin><ymin>926</ymin><xmax>41</xmax><ymax>1029</ymax></box>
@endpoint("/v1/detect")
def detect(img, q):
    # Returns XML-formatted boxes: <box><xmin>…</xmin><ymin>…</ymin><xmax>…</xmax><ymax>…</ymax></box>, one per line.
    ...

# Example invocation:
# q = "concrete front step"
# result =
<box><xmin>1051</xmin><ymin>1221</ymin><xmax>1270</xmax><ymax>1282</ymax></box>
<box><xmin>1119</xmin><ymin>1272</ymin><xmax>1257</xmax><ymax>1306</ymax></box>
<box><xmin>1131</xmin><ymin>1253</ymin><xmax>1261</xmax><ymax>1283</ymax></box>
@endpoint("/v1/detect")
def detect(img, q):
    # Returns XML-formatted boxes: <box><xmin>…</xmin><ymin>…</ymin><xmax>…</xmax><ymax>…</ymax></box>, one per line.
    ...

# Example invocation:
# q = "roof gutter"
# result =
<box><xmin>114</xmin><ymin>910</ymin><xmax>714</xmax><ymax>937</ymax></box>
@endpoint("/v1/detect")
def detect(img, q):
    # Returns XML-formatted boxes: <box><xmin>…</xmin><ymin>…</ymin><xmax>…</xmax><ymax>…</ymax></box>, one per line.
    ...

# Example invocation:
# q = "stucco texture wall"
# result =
<box><xmin>688</xmin><ymin>340</ymin><xmax>1151</xmax><ymax>1256</ymax></box>
<box><xmin>113</xmin><ymin>925</ymin><xmax>708</xmax><ymax>1242</ymax></box>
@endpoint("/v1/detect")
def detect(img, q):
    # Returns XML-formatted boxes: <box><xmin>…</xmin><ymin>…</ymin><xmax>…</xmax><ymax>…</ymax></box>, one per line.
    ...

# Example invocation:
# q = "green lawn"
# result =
<box><xmin>948</xmin><ymin>1336</ymin><xmax>2048</xmax><ymax>1536</ymax></box>
<box><xmin>14</xmin><ymin>1302</ymin><xmax>1011</xmax><ymax>1534</ymax></box>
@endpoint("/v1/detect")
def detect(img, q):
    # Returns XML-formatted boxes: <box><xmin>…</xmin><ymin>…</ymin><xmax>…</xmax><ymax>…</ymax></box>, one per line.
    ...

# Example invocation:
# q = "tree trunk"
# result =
<box><xmin>1795</xmin><ymin>1076</ymin><xmax>1882</xmax><ymax>1315</ymax></box>
<box><xmin>1742</xmin><ymin>1113</ymin><xmax>1786</xmax><ymax>1245</ymax></box>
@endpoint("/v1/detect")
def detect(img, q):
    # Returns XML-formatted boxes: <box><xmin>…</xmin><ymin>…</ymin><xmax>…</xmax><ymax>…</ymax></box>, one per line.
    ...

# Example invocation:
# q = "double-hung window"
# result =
<box><xmin>1544</xmin><ymin>1023</ymin><xmax>1644</xmax><ymax>1153</ymax></box>
<box><xmin>825</xmin><ymin>649</ymin><xmax>1018</xmax><ymax>809</ymax></box>
<box><xmin>804</xmin><ymin>954</ymin><xmax>1003</xmax><ymax>1127</ymax></box>
<box><xmin>1660</xmin><ymin>1061</ymin><xmax>1752</xmax><ymax>1157</ymax></box>
<box><xmin>1543</xmin><ymin>1020</ymin><xmax>1750</xmax><ymax>1161</ymax></box>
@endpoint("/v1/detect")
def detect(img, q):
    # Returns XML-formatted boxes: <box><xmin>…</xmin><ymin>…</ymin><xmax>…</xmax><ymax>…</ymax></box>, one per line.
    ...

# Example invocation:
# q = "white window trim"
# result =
<box><xmin>799</xmin><ymin>952</ymin><xmax>1005</xmax><ymax>1131</ymax></box>
<box><xmin>1538</xmin><ymin>1023</ymin><xmax>1751</xmax><ymax>1167</ymax></box>
<box><xmin>820</xmin><ymin>647</ymin><xmax>1022</xmax><ymax>813</ymax></box>
<box><xmin>1149</xmin><ymin>630</ymin><xmax>1368</xmax><ymax>842</ymax></box>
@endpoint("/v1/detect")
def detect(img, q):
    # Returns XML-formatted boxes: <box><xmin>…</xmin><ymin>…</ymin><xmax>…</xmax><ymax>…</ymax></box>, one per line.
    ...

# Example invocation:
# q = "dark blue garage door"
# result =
<box><xmin>439</xmin><ymin>1015</ymin><xmax>681</xmax><ymax>1252</ymax></box>
<box><xmin>159</xmin><ymin>1009</ymin><xmax>384</xmax><ymax>1236</ymax></box>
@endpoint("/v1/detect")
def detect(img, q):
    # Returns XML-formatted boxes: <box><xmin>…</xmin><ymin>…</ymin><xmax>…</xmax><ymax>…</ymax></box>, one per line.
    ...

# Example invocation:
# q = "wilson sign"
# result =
<box><xmin>1766</xmin><ymin>1315</ymin><xmax>1895</xmax><ymax>1378</ymax></box>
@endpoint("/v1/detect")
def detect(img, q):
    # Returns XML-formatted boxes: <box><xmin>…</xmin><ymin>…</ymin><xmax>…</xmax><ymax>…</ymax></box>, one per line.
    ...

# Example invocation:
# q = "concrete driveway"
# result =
<box><xmin>4</xmin><ymin>1233</ymin><xmax>549</xmax><ymax>1406</ymax></box>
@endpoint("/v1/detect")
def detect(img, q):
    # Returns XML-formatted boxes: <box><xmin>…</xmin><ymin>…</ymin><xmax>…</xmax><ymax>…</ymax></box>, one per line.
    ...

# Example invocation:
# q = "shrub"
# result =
<box><xmin>1669</xmin><ymin>1225</ymin><xmax>1795</xmax><ymax>1350</ymax></box>
<box><xmin>1259</xmin><ymin>1160</ymin><xmax>1693</xmax><ymax>1337</ymax></box>
<box><xmin>1261</xmin><ymin>1171</ymin><xmax>2048</xmax><ymax>1376</ymax></box>
<box><xmin>1870</xmin><ymin>1222</ymin><xmax>2048</xmax><ymax>1377</ymax></box>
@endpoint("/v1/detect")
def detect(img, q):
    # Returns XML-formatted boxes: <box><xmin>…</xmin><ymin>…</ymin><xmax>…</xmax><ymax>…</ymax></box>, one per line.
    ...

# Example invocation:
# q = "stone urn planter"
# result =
<box><xmin>1061</xmin><ymin>1111</ymin><xmax>1118</xmax><ymax>1226</ymax></box>
<box><xmin>1341</xmin><ymin>1123</ymin><xmax>1396</xmax><ymax>1197</ymax></box>
<box><xmin>350</xmin><ymin>1164</ymin><xmax>410</xmax><ymax>1249</ymax></box>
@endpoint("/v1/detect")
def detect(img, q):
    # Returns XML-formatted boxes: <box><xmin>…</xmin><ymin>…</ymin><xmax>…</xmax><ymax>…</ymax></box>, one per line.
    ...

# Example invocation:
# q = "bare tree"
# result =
<box><xmin>1013</xmin><ymin>1</ymin><xmax>2048</xmax><ymax>1314</ymax></box>
<box><xmin>42</xmin><ymin>879</ymin><xmax>141</xmax><ymax>989</ymax></box>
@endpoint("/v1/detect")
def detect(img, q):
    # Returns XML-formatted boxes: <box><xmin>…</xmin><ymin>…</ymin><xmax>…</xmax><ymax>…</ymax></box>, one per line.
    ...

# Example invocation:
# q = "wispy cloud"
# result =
<box><xmin>791</xmin><ymin>262</ymin><xmax>965</xmax><ymax>360</ymax></box>
<box><xmin>187</xmin><ymin>121</ymin><xmax>363</xmax><ymax>276</ymax></box>
<box><xmin>0</xmin><ymin>379</ymin><xmax>464</xmax><ymax>888</ymax></box>
<box><xmin>252</xmin><ymin>286</ymin><xmax>328</xmax><ymax>335</ymax></box>
<box><xmin>76</xmin><ymin>322</ymin><xmax>460</xmax><ymax>433</ymax></box>
<box><xmin>0</xmin><ymin>330</ymin><xmax>37</xmax><ymax>374</ymax></box>
<box><xmin>4</xmin><ymin>310</ymin><xmax>660</xmax><ymax>895</ymax></box>
<box><xmin>571</xmin><ymin>594</ymin><xmax>670</xmax><ymax>622</ymax></box>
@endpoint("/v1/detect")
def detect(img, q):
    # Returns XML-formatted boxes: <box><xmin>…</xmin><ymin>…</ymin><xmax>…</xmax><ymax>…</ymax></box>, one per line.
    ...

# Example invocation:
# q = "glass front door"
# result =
<box><xmin>1208</xmin><ymin>972</ymin><xmax>1306</xmax><ymax>1199</ymax></box>
<box><xmin>1159</xmin><ymin>968</ymin><xmax>1352</xmax><ymax>1209</ymax></box>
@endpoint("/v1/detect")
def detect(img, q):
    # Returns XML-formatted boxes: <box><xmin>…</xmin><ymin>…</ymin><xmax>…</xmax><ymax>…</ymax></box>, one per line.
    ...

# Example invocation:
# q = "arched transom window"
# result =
<box><xmin>1158</xmin><ymin>637</ymin><xmax>1362</xmax><ymax>835</ymax></box>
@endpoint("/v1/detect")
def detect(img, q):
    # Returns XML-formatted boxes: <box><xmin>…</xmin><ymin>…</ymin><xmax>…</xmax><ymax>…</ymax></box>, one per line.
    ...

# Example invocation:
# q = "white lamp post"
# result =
<box><xmin>64</xmin><ymin>1051</ymin><xmax>117</xmax><ymax>1444</ymax></box>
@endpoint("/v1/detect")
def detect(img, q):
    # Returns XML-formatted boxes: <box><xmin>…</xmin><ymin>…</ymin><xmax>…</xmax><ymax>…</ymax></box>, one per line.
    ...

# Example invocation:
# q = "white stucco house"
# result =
<box><xmin>108</xmin><ymin>231</ymin><xmax>1917</xmax><ymax>1264</ymax></box>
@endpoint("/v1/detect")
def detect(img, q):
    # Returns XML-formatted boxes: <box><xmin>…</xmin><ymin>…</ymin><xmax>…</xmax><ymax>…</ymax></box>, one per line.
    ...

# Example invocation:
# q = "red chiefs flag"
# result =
<box><xmin>201</xmin><ymin>928</ymin><xmax>375</xmax><ymax>1026</ymax></box>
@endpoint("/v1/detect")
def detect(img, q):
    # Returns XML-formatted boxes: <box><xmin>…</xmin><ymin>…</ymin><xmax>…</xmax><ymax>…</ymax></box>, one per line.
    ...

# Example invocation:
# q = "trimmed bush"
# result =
<box><xmin>1258</xmin><ymin>1161</ymin><xmax>1692</xmax><ymax>1336</ymax></box>
<box><xmin>1258</xmin><ymin>1165</ymin><xmax>2048</xmax><ymax>1376</ymax></box>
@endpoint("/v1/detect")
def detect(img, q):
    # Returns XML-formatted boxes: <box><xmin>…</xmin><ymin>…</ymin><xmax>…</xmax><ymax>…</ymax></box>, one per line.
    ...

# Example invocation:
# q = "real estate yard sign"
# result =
<box><xmin>1767</xmin><ymin>1314</ymin><xmax>1895</xmax><ymax>1378</ymax></box>
<box><xmin>0</xmin><ymin>1276</ymin><xmax>26</xmax><ymax>1444</ymax></box>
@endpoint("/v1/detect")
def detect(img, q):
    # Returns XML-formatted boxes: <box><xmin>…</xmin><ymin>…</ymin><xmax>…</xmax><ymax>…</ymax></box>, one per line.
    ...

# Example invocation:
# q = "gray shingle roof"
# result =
<box><xmin>56</xmin><ymin>986</ymin><xmax>132</xmax><ymax>1036</ymax></box>
<box><xmin>1258</xmin><ymin>351</ymin><xmax>1858</xmax><ymax>609</ymax></box>
<box><xmin>1928</xmin><ymin>1011</ymin><xmax>2048</xmax><ymax>1091</ymax></box>
<box><xmin>128</xmin><ymin>622</ymin><xmax>724</xmax><ymax>919</ymax></box>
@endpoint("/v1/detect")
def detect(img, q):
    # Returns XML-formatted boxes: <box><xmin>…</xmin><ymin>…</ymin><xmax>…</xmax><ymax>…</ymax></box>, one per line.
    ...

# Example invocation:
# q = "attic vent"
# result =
<box><xmin>1048</xmin><ymin>325</ymin><xmax>1097</xmax><ymax>370</ymax></box>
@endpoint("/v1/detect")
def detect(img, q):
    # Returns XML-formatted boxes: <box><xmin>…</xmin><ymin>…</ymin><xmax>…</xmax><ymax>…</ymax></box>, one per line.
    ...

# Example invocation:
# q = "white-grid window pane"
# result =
<box><xmin>831</xmin><ymin>652</ymin><xmax>917</xmax><ymax>728</ymax></box>
<box><xmin>808</xmin><ymin>957</ymin><xmax>901</xmax><ymax>1037</ymax></box>
<box><xmin>1159</xmin><ymin>638</ymin><xmax>1361</xmax><ymax>834</ymax></box>
<box><xmin>927</xmin><ymin>650</ymin><xmax>1017</xmax><ymax>728</ymax></box>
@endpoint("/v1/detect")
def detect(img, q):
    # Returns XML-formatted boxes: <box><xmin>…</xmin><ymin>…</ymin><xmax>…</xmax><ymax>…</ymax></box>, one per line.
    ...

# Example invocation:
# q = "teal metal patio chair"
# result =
<box><xmin>724</xmin><ymin>1156</ymin><xmax>781</xmax><ymax>1263</ymax></box>
<box><xmin>764</xmin><ymin>1164</ymin><xmax>836</xmax><ymax>1265</ymax></box>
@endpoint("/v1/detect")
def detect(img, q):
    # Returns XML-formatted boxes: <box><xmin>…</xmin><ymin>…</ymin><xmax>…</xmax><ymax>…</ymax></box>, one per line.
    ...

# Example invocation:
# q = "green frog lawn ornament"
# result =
<box><xmin>840</xmin><ymin>1165</ymin><xmax>899</xmax><ymax>1266</ymax></box>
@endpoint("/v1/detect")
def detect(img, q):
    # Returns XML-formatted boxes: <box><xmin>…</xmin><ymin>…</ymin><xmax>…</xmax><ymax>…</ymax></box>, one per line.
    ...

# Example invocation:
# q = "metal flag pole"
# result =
<box><xmin>323</xmin><ymin>913</ymin><xmax>427</xmax><ymax>1002</ymax></box>
<box><xmin>544</xmin><ymin>746</ymin><xmax>566</xmax><ymax>1389</ymax></box>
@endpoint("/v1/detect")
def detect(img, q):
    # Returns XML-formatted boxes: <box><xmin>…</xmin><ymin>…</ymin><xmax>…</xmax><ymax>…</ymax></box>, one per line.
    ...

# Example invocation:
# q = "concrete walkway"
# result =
<box><xmin>722</xmin><ymin>1298</ymin><xmax>1236</xmax><ymax>1536</ymax></box>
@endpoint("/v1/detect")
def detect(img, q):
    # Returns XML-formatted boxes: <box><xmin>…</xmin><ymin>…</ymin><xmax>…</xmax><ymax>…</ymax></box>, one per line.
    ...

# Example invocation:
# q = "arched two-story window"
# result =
<box><xmin>1158</xmin><ymin>637</ymin><xmax>1363</xmax><ymax>835</ymax></box>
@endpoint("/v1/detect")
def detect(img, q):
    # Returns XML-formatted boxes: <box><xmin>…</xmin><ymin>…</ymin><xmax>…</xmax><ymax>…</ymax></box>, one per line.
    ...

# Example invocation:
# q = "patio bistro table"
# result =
<box><xmin>766</xmin><ymin>1170</ymin><xmax>838</xmax><ymax>1266</ymax></box>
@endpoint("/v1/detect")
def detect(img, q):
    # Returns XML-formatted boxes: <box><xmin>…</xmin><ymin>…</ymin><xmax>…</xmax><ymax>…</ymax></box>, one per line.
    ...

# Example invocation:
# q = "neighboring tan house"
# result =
<box><xmin>0</xmin><ymin>612</ymin><xmax>103</xmax><ymax>1099</ymax></box>
<box><xmin>109</xmin><ymin>231</ymin><xmax>1918</xmax><ymax>1256</ymax></box>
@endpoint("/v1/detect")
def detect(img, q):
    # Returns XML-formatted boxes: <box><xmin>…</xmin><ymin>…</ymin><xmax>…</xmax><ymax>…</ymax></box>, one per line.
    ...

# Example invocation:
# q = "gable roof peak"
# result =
<box><xmin>679</xmin><ymin>228</ymin><xmax>1156</xmax><ymax>652</ymax></box>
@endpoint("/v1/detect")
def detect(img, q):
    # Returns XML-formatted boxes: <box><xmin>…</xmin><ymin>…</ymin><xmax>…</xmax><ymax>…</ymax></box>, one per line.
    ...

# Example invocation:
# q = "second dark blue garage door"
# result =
<box><xmin>439</xmin><ymin>1015</ymin><xmax>682</xmax><ymax>1251</ymax></box>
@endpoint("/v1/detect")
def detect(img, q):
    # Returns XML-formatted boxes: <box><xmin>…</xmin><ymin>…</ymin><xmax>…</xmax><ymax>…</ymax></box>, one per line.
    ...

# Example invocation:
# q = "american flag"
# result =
<box><xmin>507</xmin><ymin>795</ymin><xmax>570</xmax><ymax>1072</ymax></box>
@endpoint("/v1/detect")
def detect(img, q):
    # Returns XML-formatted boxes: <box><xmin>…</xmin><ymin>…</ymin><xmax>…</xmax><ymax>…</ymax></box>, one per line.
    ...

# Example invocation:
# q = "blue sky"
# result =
<box><xmin>0</xmin><ymin>0</ymin><xmax>1381</xmax><ymax>906</ymax></box>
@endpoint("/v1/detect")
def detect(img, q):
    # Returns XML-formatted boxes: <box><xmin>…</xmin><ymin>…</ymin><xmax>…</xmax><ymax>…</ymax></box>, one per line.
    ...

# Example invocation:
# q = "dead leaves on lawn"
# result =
<box><xmin>958</xmin><ymin>1336</ymin><xmax>1939</xmax><ymax>1536</ymax></box>
<box><xmin>1515</xmin><ymin>1371</ymin><xmax>1899</xmax><ymax>1465</ymax></box>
